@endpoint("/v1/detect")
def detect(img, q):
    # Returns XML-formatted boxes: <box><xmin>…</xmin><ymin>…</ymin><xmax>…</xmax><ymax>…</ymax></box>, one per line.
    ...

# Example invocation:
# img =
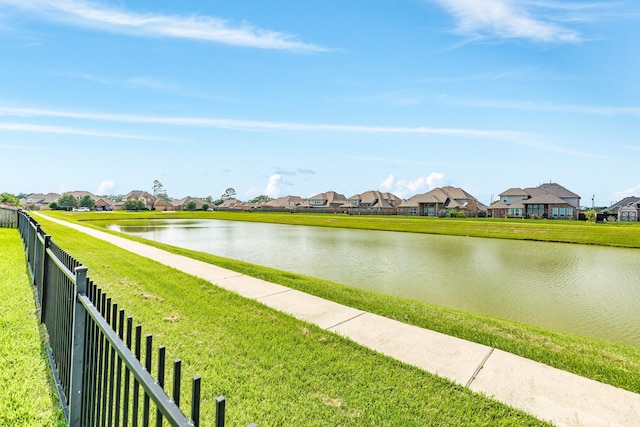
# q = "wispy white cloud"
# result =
<box><xmin>455</xmin><ymin>98</ymin><xmax>640</xmax><ymax>116</ymax></box>
<box><xmin>0</xmin><ymin>105</ymin><xmax>604</xmax><ymax>157</ymax></box>
<box><xmin>0</xmin><ymin>122</ymin><xmax>155</xmax><ymax>139</ymax></box>
<box><xmin>431</xmin><ymin>0</ymin><xmax>609</xmax><ymax>42</ymax></box>
<box><xmin>0</xmin><ymin>0</ymin><xmax>327</xmax><ymax>52</ymax></box>
<box><xmin>380</xmin><ymin>172</ymin><xmax>445</xmax><ymax>198</ymax></box>
<box><xmin>0</xmin><ymin>106</ymin><xmax>526</xmax><ymax>140</ymax></box>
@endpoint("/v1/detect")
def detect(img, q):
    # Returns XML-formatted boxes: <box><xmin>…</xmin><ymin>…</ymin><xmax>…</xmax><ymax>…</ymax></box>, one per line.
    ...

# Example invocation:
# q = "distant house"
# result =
<box><xmin>153</xmin><ymin>198</ymin><xmax>174</xmax><ymax>211</ymax></box>
<box><xmin>601</xmin><ymin>198</ymin><xmax>640</xmax><ymax>222</ymax></box>
<box><xmin>23</xmin><ymin>193</ymin><xmax>60</xmax><ymax>210</ymax></box>
<box><xmin>66</xmin><ymin>191</ymin><xmax>97</xmax><ymax>202</ymax></box>
<box><xmin>123</xmin><ymin>190</ymin><xmax>156</xmax><ymax>209</ymax></box>
<box><xmin>94</xmin><ymin>198</ymin><xmax>114</xmax><ymax>211</ymax></box>
<box><xmin>345</xmin><ymin>190</ymin><xmax>401</xmax><ymax>214</ymax></box>
<box><xmin>216</xmin><ymin>198</ymin><xmax>243</xmax><ymax>210</ymax></box>
<box><xmin>172</xmin><ymin>196</ymin><xmax>206</xmax><ymax>211</ymax></box>
<box><xmin>487</xmin><ymin>183</ymin><xmax>580</xmax><ymax>219</ymax></box>
<box><xmin>300</xmin><ymin>191</ymin><xmax>347</xmax><ymax>212</ymax></box>
<box><xmin>601</xmin><ymin>197</ymin><xmax>640</xmax><ymax>221</ymax></box>
<box><xmin>617</xmin><ymin>202</ymin><xmax>640</xmax><ymax>222</ymax></box>
<box><xmin>262</xmin><ymin>195</ymin><xmax>304</xmax><ymax>210</ymax></box>
<box><xmin>397</xmin><ymin>186</ymin><xmax>485</xmax><ymax>217</ymax></box>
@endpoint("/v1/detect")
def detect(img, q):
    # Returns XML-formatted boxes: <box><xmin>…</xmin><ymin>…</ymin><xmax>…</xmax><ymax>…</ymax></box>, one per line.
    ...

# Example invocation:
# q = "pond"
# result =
<box><xmin>107</xmin><ymin>219</ymin><xmax>640</xmax><ymax>347</ymax></box>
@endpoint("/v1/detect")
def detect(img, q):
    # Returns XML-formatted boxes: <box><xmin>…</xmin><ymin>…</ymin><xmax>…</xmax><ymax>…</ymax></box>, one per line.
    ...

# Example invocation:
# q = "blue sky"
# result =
<box><xmin>1</xmin><ymin>0</ymin><xmax>639</xmax><ymax>206</ymax></box>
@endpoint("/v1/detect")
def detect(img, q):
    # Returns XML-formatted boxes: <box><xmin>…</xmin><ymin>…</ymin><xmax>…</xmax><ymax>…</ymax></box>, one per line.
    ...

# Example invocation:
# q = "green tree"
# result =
<box><xmin>201</xmin><ymin>203</ymin><xmax>210</xmax><ymax>211</ymax></box>
<box><xmin>49</xmin><ymin>201</ymin><xmax>58</xmax><ymax>210</ymax></box>
<box><xmin>248</xmin><ymin>195</ymin><xmax>272</xmax><ymax>204</ymax></box>
<box><xmin>152</xmin><ymin>179</ymin><xmax>164</xmax><ymax>197</ymax></box>
<box><xmin>185</xmin><ymin>200</ymin><xmax>197</xmax><ymax>211</ymax></box>
<box><xmin>57</xmin><ymin>194</ymin><xmax>79</xmax><ymax>210</ymax></box>
<box><xmin>124</xmin><ymin>199</ymin><xmax>146</xmax><ymax>211</ymax></box>
<box><xmin>0</xmin><ymin>193</ymin><xmax>20</xmax><ymax>206</ymax></box>
<box><xmin>221</xmin><ymin>188</ymin><xmax>236</xmax><ymax>200</ymax></box>
<box><xmin>80</xmin><ymin>195</ymin><xmax>95</xmax><ymax>209</ymax></box>
<box><xmin>585</xmin><ymin>210</ymin><xmax>597</xmax><ymax>223</ymax></box>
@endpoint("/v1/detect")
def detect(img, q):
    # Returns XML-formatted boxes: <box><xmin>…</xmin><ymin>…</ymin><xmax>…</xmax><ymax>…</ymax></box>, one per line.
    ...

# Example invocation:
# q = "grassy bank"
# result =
<box><xmin>31</xmin><ymin>215</ymin><xmax>551</xmax><ymax>426</ymax></box>
<box><xmin>38</xmin><ymin>212</ymin><xmax>640</xmax><ymax>395</ymax></box>
<box><xmin>53</xmin><ymin>209</ymin><xmax>640</xmax><ymax>248</ymax></box>
<box><xmin>0</xmin><ymin>229</ymin><xmax>64</xmax><ymax>426</ymax></box>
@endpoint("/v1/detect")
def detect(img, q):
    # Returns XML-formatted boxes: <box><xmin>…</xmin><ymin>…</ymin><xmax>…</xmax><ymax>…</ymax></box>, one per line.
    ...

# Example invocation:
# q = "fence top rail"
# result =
<box><xmin>78</xmin><ymin>294</ymin><xmax>194</xmax><ymax>427</ymax></box>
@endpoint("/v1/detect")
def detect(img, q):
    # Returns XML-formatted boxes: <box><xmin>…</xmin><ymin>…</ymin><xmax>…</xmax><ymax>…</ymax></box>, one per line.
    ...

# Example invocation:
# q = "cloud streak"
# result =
<box><xmin>0</xmin><ymin>0</ymin><xmax>327</xmax><ymax>52</ymax></box>
<box><xmin>431</xmin><ymin>0</ymin><xmax>610</xmax><ymax>43</ymax></box>
<box><xmin>0</xmin><ymin>122</ymin><xmax>155</xmax><ymax>139</ymax></box>
<box><xmin>0</xmin><ymin>106</ymin><xmax>524</xmax><ymax>140</ymax></box>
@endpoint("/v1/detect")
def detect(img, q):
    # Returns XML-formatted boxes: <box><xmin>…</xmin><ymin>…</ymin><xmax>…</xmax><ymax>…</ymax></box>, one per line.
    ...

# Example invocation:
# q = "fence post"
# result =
<box><xmin>39</xmin><ymin>234</ymin><xmax>51</xmax><ymax>323</ymax></box>
<box><xmin>69</xmin><ymin>266</ymin><xmax>88</xmax><ymax>427</ymax></box>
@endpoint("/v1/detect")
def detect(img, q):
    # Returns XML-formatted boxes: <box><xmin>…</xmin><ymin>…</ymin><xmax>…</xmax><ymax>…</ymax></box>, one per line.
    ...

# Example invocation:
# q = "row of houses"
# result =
<box><xmin>19</xmin><ymin>183</ymin><xmax>640</xmax><ymax>222</ymax></box>
<box><xmin>22</xmin><ymin>190</ymin><xmax>209</xmax><ymax>212</ymax></box>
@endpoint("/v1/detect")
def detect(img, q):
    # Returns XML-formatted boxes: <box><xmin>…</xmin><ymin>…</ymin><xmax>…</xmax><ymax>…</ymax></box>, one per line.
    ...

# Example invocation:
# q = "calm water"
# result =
<box><xmin>107</xmin><ymin>219</ymin><xmax>640</xmax><ymax>347</ymax></box>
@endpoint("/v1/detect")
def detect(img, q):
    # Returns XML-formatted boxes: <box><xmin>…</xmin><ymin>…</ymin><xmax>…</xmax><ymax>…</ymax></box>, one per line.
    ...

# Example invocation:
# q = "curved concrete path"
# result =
<box><xmin>39</xmin><ymin>214</ymin><xmax>640</xmax><ymax>427</ymax></box>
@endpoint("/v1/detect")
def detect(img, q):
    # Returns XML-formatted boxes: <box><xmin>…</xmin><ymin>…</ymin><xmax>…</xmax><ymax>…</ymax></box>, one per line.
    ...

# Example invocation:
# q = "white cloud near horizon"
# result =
<box><xmin>96</xmin><ymin>180</ymin><xmax>116</xmax><ymax>195</ymax></box>
<box><xmin>432</xmin><ymin>0</ymin><xmax>600</xmax><ymax>42</ymax></box>
<box><xmin>612</xmin><ymin>184</ymin><xmax>640</xmax><ymax>202</ymax></box>
<box><xmin>380</xmin><ymin>172</ymin><xmax>445</xmax><ymax>198</ymax></box>
<box><xmin>0</xmin><ymin>0</ymin><xmax>327</xmax><ymax>52</ymax></box>
<box><xmin>264</xmin><ymin>174</ymin><xmax>283</xmax><ymax>198</ymax></box>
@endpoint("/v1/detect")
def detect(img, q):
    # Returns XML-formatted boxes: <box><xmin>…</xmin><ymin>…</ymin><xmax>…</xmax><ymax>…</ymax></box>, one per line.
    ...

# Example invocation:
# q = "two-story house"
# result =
<box><xmin>487</xmin><ymin>183</ymin><xmax>580</xmax><ymax>219</ymax></box>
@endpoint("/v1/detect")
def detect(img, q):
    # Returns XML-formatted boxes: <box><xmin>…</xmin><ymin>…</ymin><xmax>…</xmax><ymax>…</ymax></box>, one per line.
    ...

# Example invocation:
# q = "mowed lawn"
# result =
<box><xmin>30</xmin><ymin>215</ymin><xmax>552</xmax><ymax>426</ymax></box>
<box><xmin>0</xmin><ymin>229</ymin><xmax>63</xmax><ymax>426</ymax></box>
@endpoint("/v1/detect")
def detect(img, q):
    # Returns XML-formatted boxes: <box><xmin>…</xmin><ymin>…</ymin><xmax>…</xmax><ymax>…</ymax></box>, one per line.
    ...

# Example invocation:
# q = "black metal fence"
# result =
<box><xmin>18</xmin><ymin>211</ymin><xmax>254</xmax><ymax>426</ymax></box>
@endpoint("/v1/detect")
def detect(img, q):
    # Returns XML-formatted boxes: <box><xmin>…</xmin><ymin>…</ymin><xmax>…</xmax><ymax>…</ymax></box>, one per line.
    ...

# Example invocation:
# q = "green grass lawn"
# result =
<box><xmin>40</xmin><ymin>211</ymin><xmax>640</xmax><ymax>396</ymax></box>
<box><xmin>30</xmin><ymin>215</ymin><xmax>553</xmax><ymax>426</ymax></box>
<box><xmin>54</xmin><ymin>209</ymin><xmax>640</xmax><ymax>248</ymax></box>
<box><xmin>0</xmin><ymin>229</ymin><xmax>64</xmax><ymax>426</ymax></box>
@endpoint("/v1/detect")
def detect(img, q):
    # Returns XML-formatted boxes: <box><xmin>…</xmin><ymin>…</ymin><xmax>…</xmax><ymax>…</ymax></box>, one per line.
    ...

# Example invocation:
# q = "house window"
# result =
<box><xmin>560</xmin><ymin>208</ymin><xmax>566</xmax><ymax>217</ymax></box>
<box><xmin>502</xmin><ymin>197</ymin><xmax>508</xmax><ymax>203</ymax></box>
<box><xmin>527</xmin><ymin>204</ymin><xmax>546</xmax><ymax>216</ymax></box>
<box><xmin>552</xmin><ymin>208</ymin><xmax>559</xmax><ymax>217</ymax></box>
<box><xmin>567</xmin><ymin>208</ymin><xmax>573</xmax><ymax>218</ymax></box>
<box><xmin>409</xmin><ymin>207</ymin><xmax>418</xmax><ymax>215</ymax></box>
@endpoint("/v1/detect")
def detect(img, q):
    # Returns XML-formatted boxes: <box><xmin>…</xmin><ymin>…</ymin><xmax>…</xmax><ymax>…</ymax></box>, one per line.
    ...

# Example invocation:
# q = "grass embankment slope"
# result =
<box><xmin>33</xmin><ymin>214</ymin><xmax>551</xmax><ymax>426</ymax></box>
<box><xmin>0</xmin><ymin>229</ymin><xmax>64</xmax><ymax>426</ymax></box>
<box><xmin>44</xmin><ymin>211</ymin><xmax>640</xmax><ymax>398</ymax></box>
<box><xmin>62</xmin><ymin>209</ymin><xmax>640</xmax><ymax>248</ymax></box>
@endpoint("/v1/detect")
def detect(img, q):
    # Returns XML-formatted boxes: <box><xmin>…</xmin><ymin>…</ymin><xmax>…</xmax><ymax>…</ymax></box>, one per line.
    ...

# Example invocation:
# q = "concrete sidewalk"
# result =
<box><xmin>40</xmin><ymin>215</ymin><xmax>640</xmax><ymax>427</ymax></box>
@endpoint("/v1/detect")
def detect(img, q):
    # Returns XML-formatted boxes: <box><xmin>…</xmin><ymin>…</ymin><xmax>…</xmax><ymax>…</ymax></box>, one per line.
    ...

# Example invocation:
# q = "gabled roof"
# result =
<box><xmin>26</xmin><ymin>193</ymin><xmax>61</xmax><ymax>204</ymax></box>
<box><xmin>534</xmin><ymin>183</ymin><xmax>580</xmax><ymax>199</ymax></box>
<box><xmin>66</xmin><ymin>191</ymin><xmax>97</xmax><ymax>200</ymax></box>
<box><xmin>347</xmin><ymin>190</ymin><xmax>400</xmax><ymax>208</ymax></box>
<box><xmin>398</xmin><ymin>186</ymin><xmax>480</xmax><ymax>209</ymax></box>
<box><xmin>522</xmin><ymin>193</ymin><xmax>568</xmax><ymax>205</ymax></box>
<box><xmin>172</xmin><ymin>196</ymin><xmax>206</xmax><ymax>207</ymax></box>
<box><xmin>124</xmin><ymin>190</ymin><xmax>155</xmax><ymax>201</ymax></box>
<box><xmin>94</xmin><ymin>198</ymin><xmax>113</xmax><ymax>206</ymax></box>
<box><xmin>263</xmin><ymin>195</ymin><xmax>304</xmax><ymax>208</ymax></box>
<box><xmin>604</xmin><ymin>197</ymin><xmax>640</xmax><ymax>212</ymax></box>
<box><xmin>405</xmin><ymin>186</ymin><xmax>476</xmax><ymax>205</ymax></box>
<box><xmin>500</xmin><ymin>188</ymin><xmax>529</xmax><ymax>197</ymax></box>
<box><xmin>308</xmin><ymin>191</ymin><xmax>347</xmax><ymax>206</ymax></box>
<box><xmin>217</xmin><ymin>198</ymin><xmax>242</xmax><ymax>208</ymax></box>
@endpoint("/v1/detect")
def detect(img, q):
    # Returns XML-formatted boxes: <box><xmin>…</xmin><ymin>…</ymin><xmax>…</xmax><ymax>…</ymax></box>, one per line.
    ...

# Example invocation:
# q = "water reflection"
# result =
<box><xmin>108</xmin><ymin>219</ymin><xmax>640</xmax><ymax>347</ymax></box>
